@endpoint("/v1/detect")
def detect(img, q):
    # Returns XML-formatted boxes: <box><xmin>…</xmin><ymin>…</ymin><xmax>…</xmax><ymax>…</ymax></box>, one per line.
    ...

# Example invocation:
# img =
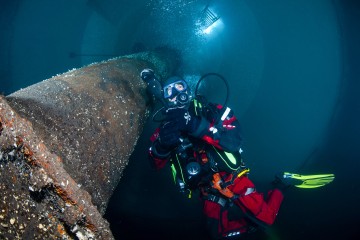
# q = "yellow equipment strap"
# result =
<box><xmin>237</xmin><ymin>168</ymin><xmax>250</xmax><ymax>178</ymax></box>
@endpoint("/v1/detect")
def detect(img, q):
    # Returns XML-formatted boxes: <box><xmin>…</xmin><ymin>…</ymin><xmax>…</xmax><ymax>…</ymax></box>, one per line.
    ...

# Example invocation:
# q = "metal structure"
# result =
<box><xmin>0</xmin><ymin>50</ymin><xmax>177</xmax><ymax>239</ymax></box>
<box><xmin>201</xmin><ymin>4</ymin><xmax>220</xmax><ymax>33</ymax></box>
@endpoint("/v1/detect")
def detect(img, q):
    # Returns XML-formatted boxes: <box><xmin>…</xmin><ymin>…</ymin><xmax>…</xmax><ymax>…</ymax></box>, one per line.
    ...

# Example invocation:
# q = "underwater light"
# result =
<box><xmin>203</xmin><ymin>18</ymin><xmax>221</xmax><ymax>34</ymax></box>
<box><xmin>200</xmin><ymin>5</ymin><xmax>221</xmax><ymax>35</ymax></box>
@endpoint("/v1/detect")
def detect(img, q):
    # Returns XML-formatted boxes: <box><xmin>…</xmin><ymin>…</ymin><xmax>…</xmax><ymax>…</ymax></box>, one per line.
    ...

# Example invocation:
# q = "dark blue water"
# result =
<box><xmin>1</xmin><ymin>0</ymin><xmax>359</xmax><ymax>239</ymax></box>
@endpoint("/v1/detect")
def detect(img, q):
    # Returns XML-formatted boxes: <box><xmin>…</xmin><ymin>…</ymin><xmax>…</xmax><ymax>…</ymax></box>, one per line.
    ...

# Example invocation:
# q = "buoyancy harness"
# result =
<box><xmin>169</xmin><ymin>97</ymin><xmax>245</xmax><ymax>198</ymax></box>
<box><xmin>211</xmin><ymin>168</ymin><xmax>252</xmax><ymax>200</ymax></box>
<box><xmin>169</xmin><ymin>138</ymin><xmax>205</xmax><ymax>198</ymax></box>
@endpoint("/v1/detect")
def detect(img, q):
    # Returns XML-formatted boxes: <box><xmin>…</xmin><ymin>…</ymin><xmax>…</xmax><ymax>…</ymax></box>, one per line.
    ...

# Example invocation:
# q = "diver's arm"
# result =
<box><xmin>148</xmin><ymin>128</ymin><xmax>172</xmax><ymax>170</ymax></box>
<box><xmin>149</xmin><ymin>140</ymin><xmax>171</xmax><ymax>170</ymax></box>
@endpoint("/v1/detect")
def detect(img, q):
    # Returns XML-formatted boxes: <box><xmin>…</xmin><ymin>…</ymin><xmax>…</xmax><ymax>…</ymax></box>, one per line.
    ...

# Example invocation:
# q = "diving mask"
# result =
<box><xmin>163</xmin><ymin>80</ymin><xmax>188</xmax><ymax>99</ymax></box>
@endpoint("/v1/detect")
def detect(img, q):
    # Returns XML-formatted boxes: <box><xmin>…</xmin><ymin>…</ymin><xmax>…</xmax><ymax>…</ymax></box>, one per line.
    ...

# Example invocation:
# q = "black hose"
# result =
<box><xmin>195</xmin><ymin>73</ymin><xmax>230</xmax><ymax>107</ymax></box>
<box><xmin>152</xmin><ymin>73</ymin><xmax>230</xmax><ymax>122</ymax></box>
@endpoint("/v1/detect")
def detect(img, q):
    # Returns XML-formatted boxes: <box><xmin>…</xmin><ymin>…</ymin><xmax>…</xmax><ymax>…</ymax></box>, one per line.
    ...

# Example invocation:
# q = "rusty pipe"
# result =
<box><xmin>0</xmin><ymin>50</ymin><xmax>178</xmax><ymax>239</ymax></box>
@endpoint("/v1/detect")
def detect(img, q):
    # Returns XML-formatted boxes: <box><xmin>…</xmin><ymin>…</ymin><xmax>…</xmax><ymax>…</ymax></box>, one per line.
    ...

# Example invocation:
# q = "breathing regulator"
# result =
<box><xmin>140</xmin><ymin>69</ymin><xmax>230</xmax><ymax>120</ymax></box>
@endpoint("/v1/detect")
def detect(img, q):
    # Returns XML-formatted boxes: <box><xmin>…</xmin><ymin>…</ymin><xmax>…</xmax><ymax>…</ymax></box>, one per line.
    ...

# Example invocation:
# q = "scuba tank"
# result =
<box><xmin>171</xmin><ymin>138</ymin><xmax>203</xmax><ymax>194</ymax></box>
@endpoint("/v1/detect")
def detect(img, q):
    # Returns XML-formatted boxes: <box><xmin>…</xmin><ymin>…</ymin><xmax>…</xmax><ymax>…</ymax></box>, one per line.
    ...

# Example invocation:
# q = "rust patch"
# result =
<box><xmin>57</xmin><ymin>224</ymin><xmax>66</xmax><ymax>235</ymax></box>
<box><xmin>54</xmin><ymin>184</ymin><xmax>77</xmax><ymax>206</ymax></box>
<box><xmin>85</xmin><ymin>222</ymin><xmax>97</xmax><ymax>232</ymax></box>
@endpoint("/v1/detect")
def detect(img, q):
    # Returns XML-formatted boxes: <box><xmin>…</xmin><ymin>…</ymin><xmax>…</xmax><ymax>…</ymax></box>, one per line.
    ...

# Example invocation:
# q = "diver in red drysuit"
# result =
<box><xmin>141</xmin><ymin>69</ymin><xmax>284</xmax><ymax>239</ymax></box>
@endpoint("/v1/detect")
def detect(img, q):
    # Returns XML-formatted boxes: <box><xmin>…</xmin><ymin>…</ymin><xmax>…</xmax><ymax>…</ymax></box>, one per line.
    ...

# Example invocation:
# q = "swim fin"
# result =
<box><xmin>282</xmin><ymin>172</ymin><xmax>335</xmax><ymax>189</ymax></box>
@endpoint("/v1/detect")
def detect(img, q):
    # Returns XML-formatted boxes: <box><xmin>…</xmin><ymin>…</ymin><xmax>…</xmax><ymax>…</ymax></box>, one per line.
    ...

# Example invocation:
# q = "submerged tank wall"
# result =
<box><xmin>0</xmin><ymin>50</ymin><xmax>176</xmax><ymax>239</ymax></box>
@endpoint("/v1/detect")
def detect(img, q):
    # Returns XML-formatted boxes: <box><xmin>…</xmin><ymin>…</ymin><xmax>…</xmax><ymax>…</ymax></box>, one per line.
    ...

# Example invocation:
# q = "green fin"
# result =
<box><xmin>282</xmin><ymin>172</ymin><xmax>335</xmax><ymax>189</ymax></box>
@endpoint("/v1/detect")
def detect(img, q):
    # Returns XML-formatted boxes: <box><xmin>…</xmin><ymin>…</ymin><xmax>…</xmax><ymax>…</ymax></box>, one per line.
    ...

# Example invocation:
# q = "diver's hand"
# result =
<box><xmin>140</xmin><ymin>68</ymin><xmax>155</xmax><ymax>82</ymax></box>
<box><xmin>158</xmin><ymin>121</ymin><xmax>181</xmax><ymax>149</ymax></box>
<box><xmin>165</xmin><ymin>108</ymin><xmax>198</xmax><ymax>133</ymax></box>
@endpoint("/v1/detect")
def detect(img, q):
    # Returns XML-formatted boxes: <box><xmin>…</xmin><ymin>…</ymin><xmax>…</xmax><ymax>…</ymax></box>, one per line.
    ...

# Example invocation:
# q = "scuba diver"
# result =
<box><xmin>140</xmin><ymin>68</ymin><xmax>335</xmax><ymax>239</ymax></box>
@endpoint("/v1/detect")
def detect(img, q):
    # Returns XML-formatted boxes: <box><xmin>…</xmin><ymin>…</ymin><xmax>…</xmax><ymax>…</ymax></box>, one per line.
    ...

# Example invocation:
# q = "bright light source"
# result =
<box><xmin>197</xmin><ymin>5</ymin><xmax>222</xmax><ymax>36</ymax></box>
<box><xmin>204</xmin><ymin>27</ymin><xmax>212</xmax><ymax>34</ymax></box>
<box><xmin>203</xmin><ymin>18</ymin><xmax>220</xmax><ymax>34</ymax></box>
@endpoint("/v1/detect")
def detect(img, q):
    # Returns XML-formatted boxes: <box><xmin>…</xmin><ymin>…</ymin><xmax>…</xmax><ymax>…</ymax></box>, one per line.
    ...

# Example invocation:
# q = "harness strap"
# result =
<box><xmin>204</xmin><ymin>194</ymin><xmax>228</xmax><ymax>207</ymax></box>
<box><xmin>212</xmin><ymin>173</ymin><xmax>235</xmax><ymax>198</ymax></box>
<box><xmin>223</xmin><ymin>168</ymin><xmax>250</xmax><ymax>188</ymax></box>
<box><xmin>212</xmin><ymin>168</ymin><xmax>253</xmax><ymax>199</ymax></box>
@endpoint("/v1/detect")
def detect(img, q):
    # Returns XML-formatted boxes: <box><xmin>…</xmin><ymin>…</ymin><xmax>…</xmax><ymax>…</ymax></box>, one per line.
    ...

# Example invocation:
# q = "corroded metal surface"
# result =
<box><xmin>0</xmin><ymin>98</ymin><xmax>111</xmax><ymax>239</ymax></box>
<box><xmin>0</xmin><ymin>50</ymin><xmax>176</xmax><ymax>238</ymax></box>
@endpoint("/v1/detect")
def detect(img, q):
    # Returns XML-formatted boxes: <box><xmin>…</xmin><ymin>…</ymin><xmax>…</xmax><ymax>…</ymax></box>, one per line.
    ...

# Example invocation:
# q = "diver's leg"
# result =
<box><xmin>229</xmin><ymin>176</ymin><xmax>284</xmax><ymax>225</ymax></box>
<box><xmin>203</xmin><ymin>198</ymin><xmax>249</xmax><ymax>239</ymax></box>
<box><xmin>203</xmin><ymin>200</ymin><xmax>222</xmax><ymax>239</ymax></box>
<box><xmin>236</xmin><ymin>189</ymin><xmax>284</xmax><ymax>225</ymax></box>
